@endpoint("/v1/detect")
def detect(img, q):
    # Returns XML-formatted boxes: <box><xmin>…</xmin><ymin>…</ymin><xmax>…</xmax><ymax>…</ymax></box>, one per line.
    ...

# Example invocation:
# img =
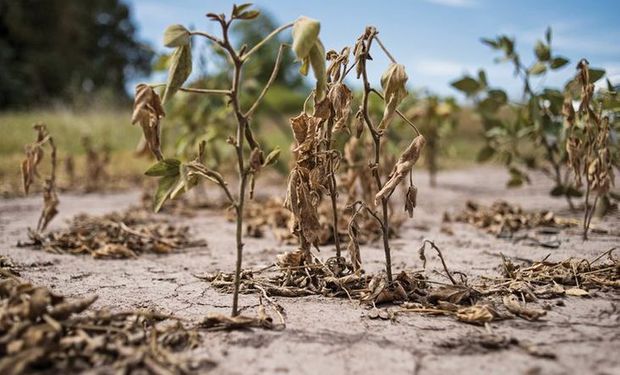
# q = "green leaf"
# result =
<box><xmin>163</xmin><ymin>44</ymin><xmax>192</xmax><ymax>104</ymax></box>
<box><xmin>529</xmin><ymin>61</ymin><xmax>547</xmax><ymax>75</ymax></box>
<box><xmin>292</xmin><ymin>16</ymin><xmax>320</xmax><ymax>60</ymax></box>
<box><xmin>550</xmin><ymin>56</ymin><xmax>569</xmax><ymax>69</ymax></box>
<box><xmin>545</xmin><ymin>27</ymin><xmax>552</xmax><ymax>44</ymax></box>
<box><xmin>263</xmin><ymin>148</ymin><xmax>281</xmax><ymax>166</ymax></box>
<box><xmin>478</xmin><ymin>70</ymin><xmax>488</xmax><ymax>88</ymax></box>
<box><xmin>488</xmin><ymin>89</ymin><xmax>508</xmax><ymax>105</ymax></box>
<box><xmin>450</xmin><ymin>76</ymin><xmax>481</xmax><ymax>96</ymax></box>
<box><xmin>232</xmin><ymin>3</ymin><xmax>253</xmax><ymax>16</ymax></box>
<box><xmin>477</xmin><ymin>146</ymin><xmax>495</xmax><ymax>162</ymax></box>
<box><xmin>153</xmin><ymin>175</ymin><xmax>179</xmax><ymax>212</ymax></box>
<box><xmin>479</xmin><ymin>97</ymin><xmax>501</xmax><ymax>113</ymax></box>
<box><xmin>236</xmin><ymin>10</ymin><xmax>260</xmax><ymax>20</ymax></box>
<box><xmin>535</xmin><ymin>41</ymin><xmax>550</xmax><ymax>61</ymax></box>
<box><xmin>588</xmin><ymin>68</ymin><xmax>605</xmax><ymax>83</ymax></box>
<box><xmin>163</xmin><ymin>25</ymin><xmax>190</xmax><ymax>47</ymax></box>
<box><xmin>145</xmin><ymin>159</ymin><xmax>181</xmax><ymax>177</ymax></box>
<box><xmin>480</xmin><ymin>37</ymin><xmax>499</xmax><ymax>49</ymax></box>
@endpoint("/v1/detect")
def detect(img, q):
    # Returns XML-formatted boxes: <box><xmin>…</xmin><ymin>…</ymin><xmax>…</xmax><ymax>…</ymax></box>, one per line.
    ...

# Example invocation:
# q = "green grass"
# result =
<box><xmin>0</xmin><ymin>106</ymin><xmax>488</xmax><ymax>196</ymax></box>
<box><xmin>0</xmin><ymin>108</ymin><xmax>150</xmax><ymax>195</ymax></box>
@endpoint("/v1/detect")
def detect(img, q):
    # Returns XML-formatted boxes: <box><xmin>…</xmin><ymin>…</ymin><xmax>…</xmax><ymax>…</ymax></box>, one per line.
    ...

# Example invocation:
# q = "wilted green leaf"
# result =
<box><xmin>163</xmin><ymin>44</ymin><xmax>192</xmax><ymax>104</ymax></box>
<box><xmin>292</xmin><ymin>16</ymin><xmax>320</xmax><ymax>60</ymax></box>
<box><xmin>309</xmin><ymin>39</ymin><xmax>327</xmax><ymax>100</ymax></box>
<box><xmin>550</xmin><ymin>56</ymin><xmax>569</xmax><ymax>69</ymax></box>
<box><xmin>263</xmin><ymin>147</ymin><xmax>281</xmax><ymax>166</ymax></box>
<box><xmin>451</xmin><ymin>76</ymin><xmax>481</xmax><ymax>96</ymax></box>
<box><xmin>529</xmin><ymin>61</ymin><xmax>547</xmax><ymax>75</ymax></box>
<box><xmin>153</xmin><ymin>175</ymin><xmax>179</xmax><ymax>212</ymax></box>
<box><xmin>588</xmin><ymin>68</ymin><xmax>605</xmax><ymax>83</ymax></box>
<box><xmin>163</xmin><ymin>25</ymin><xmax>190</xmax><ymax>48</ymax></box>
<box><xmin>145</xmin><ymin>159</ymin><xmax>181</xmax><ymax>177</ymax></box>
<box><xmin>232</xmin><ymin>3</ymin><xmax>253</xmax><ymax>16</ymax></box>
<box><xmin>236</xmin><ymin>10</ymin><xmax>260</xmax><ymax>20</ymax></box>
<box><xmin>534</xmin><ymin>41</ymin><xmax>550</xmax><ymax>61</ymax></box>
<box><xmin>477</xmin><ymin>146</ymin><xmax>495</xmax><ymax>162</ymax></box>
<box><xmin>488</xmin><ymin>89</ymin><xmax>508</xmax><ymax>105</ymax></box>
<box><xmin>481</xmin><ymin>37</ymin><xmax>499</xmax><ymax>49</ymax></box>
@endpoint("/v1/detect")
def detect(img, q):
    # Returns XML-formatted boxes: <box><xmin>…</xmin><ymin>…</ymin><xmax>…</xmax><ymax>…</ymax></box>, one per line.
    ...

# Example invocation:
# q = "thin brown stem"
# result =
<box><xmin>244</xmin><ymin>44</ymin><xmax>288</xmax><ymax>118</ymax></box>
<box><xmin>374</xmin><ymin>36</ymin><xmax>397</xmax><ymax>64</ymax></box>
<box><xmin>359</xmin><ymin>31</ymin><xmax>393</xmax><ymax>282</ymax></box>
<box><xmin>241</xmin><ymin>23</ymin><xmax>294</xmax><ymax>61</ymax></box>
<box><xmin>370</xmin><ymin>89</ymin><xmax>421</xmax><ymax>136</ymax></box>
<box><xmin>325</xmin><ymin>118</ymin><xmax>342</xmax><ymax>258</ymax></box>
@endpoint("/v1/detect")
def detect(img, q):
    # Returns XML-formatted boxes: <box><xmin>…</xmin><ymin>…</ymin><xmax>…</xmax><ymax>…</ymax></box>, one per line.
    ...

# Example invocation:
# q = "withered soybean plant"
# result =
<box><xmin>564</xmin><ymin>60</ymin><xmax>617</xmax><ymax>239</ymax></box>
<box><xmin>131</xmin><ymin>4</ymin><xmax>323</xmax><ymax>317</ymax></box>
<box><xmin>284</xmin><ymin>26</ymin><xmax>425</xmax><ymax>283</ymax></box>
<box><xmin>21</xmin><ymin>123</ymin><xmax>59</xmax><ymax>233</ymax></box>
<box><xmin>354</xmin><ymin>27</ymin><xmax>425</xmax><ymax>283</ymax></box>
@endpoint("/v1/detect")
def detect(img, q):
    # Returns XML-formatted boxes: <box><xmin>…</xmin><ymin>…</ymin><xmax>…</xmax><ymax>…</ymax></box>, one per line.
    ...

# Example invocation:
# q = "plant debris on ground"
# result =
<box><xmin>20</xmin><ymin>206</ymin><xmax>206</xmax><ymax>259</ymax></box>
<box><xmin>198</xmin><ymin>244</ymin><xmax>618</xmax><ymax>329</ymax></box>
<box><xmin>0</xmin><ymin>258</ymin><xmax>214</xmax><ymax>374</ymax></box>
<box><xmin>446</xmin><ymin>200</ymin><xmax>577</xmax><ymax>237</ymax></box>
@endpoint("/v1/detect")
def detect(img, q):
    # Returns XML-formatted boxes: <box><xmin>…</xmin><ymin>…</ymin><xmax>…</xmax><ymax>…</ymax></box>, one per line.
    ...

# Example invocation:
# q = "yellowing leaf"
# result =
<box><xmin>163</xmin><ymin>24</ymin><xmax>190</xmax><ymax>47</ymax></box>
<box><xmin>292</xmin><ymin>16</ymin><xmax>320</xmax><ymax>60</ymax></box>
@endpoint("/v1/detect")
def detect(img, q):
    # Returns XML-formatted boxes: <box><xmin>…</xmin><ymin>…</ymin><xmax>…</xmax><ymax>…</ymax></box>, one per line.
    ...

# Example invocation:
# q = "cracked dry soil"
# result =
<box><xmin>1</xmin><ymin>166</ymin><xmax>619</xmax><ymax>375</ymax></box>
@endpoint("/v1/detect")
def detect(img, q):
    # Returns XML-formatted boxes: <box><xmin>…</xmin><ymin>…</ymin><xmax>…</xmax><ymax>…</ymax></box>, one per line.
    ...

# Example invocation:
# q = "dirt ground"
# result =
<box><xmin>1</xmin><ymin>166</ymin><xmax>619</xmax><ymax>375</ymax></box>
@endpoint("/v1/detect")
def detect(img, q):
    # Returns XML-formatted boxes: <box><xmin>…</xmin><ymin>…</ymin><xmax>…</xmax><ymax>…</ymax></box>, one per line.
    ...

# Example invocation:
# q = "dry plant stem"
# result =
<box><xmin>241</xmin><ymin>23</ymin><xmax>293</xmax><ymax>61</ymax></box>
<box><xmin>194</xmin><ymin>20</ymin><xmax>289</xmax><ymax>317</ymax></box>
<box><xmin>370</xmin><ymin>89</ymin><xmax>421</xmax><ymax>136</ymax></box>
<box><xmin>421</xmin><ymin>240</ymin><xmax>458</xmax><ymax>285</ymax></box>
<box><xmin>360</xmin><ymin>32</ymin><xmax>393</xmax><ymax>282</ymax></box>
<box><xmin>326</xmin><ymin>117</ymin><xmax>342</xmax><ymax>258</ymax></box>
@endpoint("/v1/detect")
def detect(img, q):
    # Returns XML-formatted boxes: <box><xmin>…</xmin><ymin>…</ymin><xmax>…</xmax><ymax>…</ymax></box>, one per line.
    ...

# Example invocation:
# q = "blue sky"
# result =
<box><xmin>127</xmin><ymin>0</ymin><xmax>620</xmax><ymax>97</ymax></box>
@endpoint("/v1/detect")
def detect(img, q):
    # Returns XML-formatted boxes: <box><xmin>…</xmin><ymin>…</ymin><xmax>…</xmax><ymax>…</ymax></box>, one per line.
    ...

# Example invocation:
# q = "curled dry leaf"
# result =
<box><xmin>375</xmin><ymin>135</ymin><xmax>425</xmax><ymax>205</ymax></box>
<box><xmin>378</xmin><ymin>63</ymin><xmax>408</xmax><ymax>130</ymax></box>
<box><xmin>132</xmin><ymin>84</ymin><xmax>166</xmax><ymax>160</ymax></box>
<box><xmin>455</xmin><ymin>304</ymin><xmax>500</xmax><ymax>325</ymax></box>
<box><xmin>328</xmin><ymin>82</ymin><xmax>353</xmax><ymax>133</ymax></box>
<box><xmin>502</xmin><ymin>295</ymin><xmax>547</xmax><ymax>321</ymax></box>
<box><xmin>405</xmin><ymin>185</ymin><xmax>418</xmax><ymax>218</ymax></box>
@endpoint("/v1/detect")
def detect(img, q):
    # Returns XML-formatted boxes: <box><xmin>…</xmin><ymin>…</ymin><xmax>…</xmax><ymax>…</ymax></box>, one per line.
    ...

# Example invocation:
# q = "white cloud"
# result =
<box><xmin>423</xmin><ymin>0</ymin><xmax>478</xmax><ymax>8</ymax></box>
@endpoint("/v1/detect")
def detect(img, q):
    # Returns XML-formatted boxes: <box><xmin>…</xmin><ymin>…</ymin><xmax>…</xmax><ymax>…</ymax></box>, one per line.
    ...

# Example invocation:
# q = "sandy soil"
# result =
<box><xmin>1</xmin><ymin>166</ymin><xmax>619</xmax><ymax>375</ymax></box>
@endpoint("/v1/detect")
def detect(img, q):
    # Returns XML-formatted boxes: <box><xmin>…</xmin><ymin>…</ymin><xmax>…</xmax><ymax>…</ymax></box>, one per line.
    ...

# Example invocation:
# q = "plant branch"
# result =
<box><xmin>190</xmin><ymin>31</ymin><xmax>223</xmax><ymax>45</ymax></box>
<box><xmin>374</xmin><ymin>36</ymin><xmax>397</xmax><ymax>64</ymax></box>
<box><xmin>244</xmin><ymin>44</ymin><xmax>288</xmax><ymax>118</ymax></box>
<box><xmin>241</xmin><ymin>22</ymin><xmax>294</xmax><ymax>61</ymax></box>
<box><xmin>370</xmin><ymin>89</ymin><xmax>421</xmax><ymax>136</ymax></box>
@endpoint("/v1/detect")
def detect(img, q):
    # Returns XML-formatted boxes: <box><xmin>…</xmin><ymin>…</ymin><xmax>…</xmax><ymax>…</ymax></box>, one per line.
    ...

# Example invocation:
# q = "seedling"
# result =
<box><xmin>132</xmin><ymin>4</ymin><xmax>323</xmax><ymax>317</ymax></box>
